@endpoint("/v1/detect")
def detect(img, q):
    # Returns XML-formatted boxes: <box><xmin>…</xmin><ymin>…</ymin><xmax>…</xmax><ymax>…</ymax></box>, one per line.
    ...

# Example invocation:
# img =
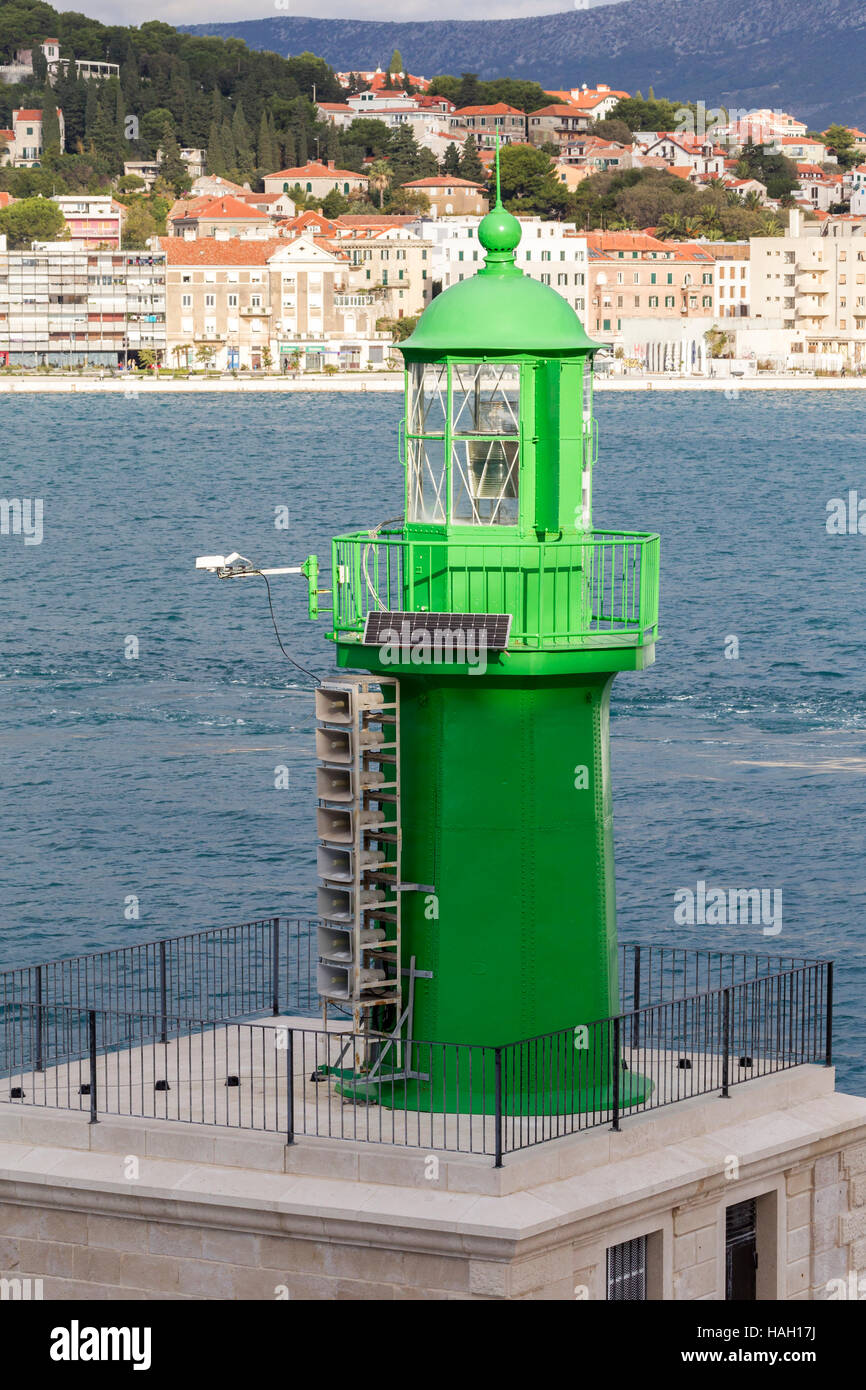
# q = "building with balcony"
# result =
<box><xmin>527</xmin><ymin>104</ymin><xmax>595</xmax><ymax>148</ymax></box>
<box><xmin>409</xmin><ymin>215</ymin><xmax>588</xmax><ymax>317</ymax></box>
<box><xmin>749</xmin><ymin>209</ymin><xmax>866</xmax><ymax>363</ymax></box>
<box><xmin>263</xmin><ymin>160</ymin><xmax>370</xmax><ymax>200</ymax></box>
<box><xmin>0</xmin><ymin>39</ymin><xmax>59</xmax><ymax>84</ymax></box>
<box><xmin>449</xmin><ymin>104</ymin><xmax>526</xmax><ymax>145</ymax></box>
<box><xmin>705</xmin><ymin>243</ymin><xmax>751</xmax><ymax>319</ymax></box>
<box><xmin>400</xmin><ymin>175</ymin><xmax>488</xmax><ymax>218</ymax></box>
<box><xmin>52</xmin><ymin>195</ymin><xmax>126</xmax><ymax>249</ymax></box>
<box><xmin>159</xmin><ymin>234</ymin><xmax>396</xmax><ymax>371</ymax></box>
<box><xmin>1</xmin><ymin>107</ymin><xmax>65</xmax><ymax>167</ymax></box>
<box><xmin>166</xmin><ymin>195</ymin><xmax>274</xmax><ymax>240</ymax></box>
<box><xmin>0</xmin><ymin>243</ymin><xmax>166</xmax><ymax>366</ymax></box>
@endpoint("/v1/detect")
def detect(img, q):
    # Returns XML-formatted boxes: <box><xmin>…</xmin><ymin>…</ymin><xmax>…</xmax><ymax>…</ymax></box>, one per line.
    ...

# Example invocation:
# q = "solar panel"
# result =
<box><xmin>362</xmin><ymin>611</ymin><xmax>512</xmax><ymax>653</ymax></box>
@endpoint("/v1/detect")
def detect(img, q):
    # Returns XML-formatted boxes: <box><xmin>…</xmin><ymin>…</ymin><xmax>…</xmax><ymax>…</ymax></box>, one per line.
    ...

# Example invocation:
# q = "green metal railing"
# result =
<box><xmin>330</xmin><ymin>528</ymin><xmax>660</xmax><ymax>650</ymax></box>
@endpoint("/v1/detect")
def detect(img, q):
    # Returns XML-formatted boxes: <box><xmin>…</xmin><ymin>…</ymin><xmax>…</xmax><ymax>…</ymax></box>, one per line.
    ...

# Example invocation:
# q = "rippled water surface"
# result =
<box><xmin>1</xmin><ymin>390</ymin><xmax>864</xmax><ymax>1091</ymax></box>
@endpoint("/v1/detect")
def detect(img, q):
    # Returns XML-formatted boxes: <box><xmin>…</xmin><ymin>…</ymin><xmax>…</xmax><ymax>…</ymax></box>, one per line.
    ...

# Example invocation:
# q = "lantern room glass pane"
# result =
<box><xmin>408</xmin><ymin>362</ymin><xmax>448</xmax><ymax>435</ymax></box>
<box><xmin>451</xmin><ymin>362</ymin><xmax>520</xmax><ymax>435</ymax></box>
<box><xmin>450</xmin><ymin>362</ymin><xmax>520</xmax><ymax>525</ymax></box>
<box><xmin>452</xmin><ymin>438</ymin><xmax>519</xmax><ymax>524</ymax></box>
<box><xmin>408</xmin><ymin>436</ymin><xmax>447</xmax><ymax>523</ymax></box>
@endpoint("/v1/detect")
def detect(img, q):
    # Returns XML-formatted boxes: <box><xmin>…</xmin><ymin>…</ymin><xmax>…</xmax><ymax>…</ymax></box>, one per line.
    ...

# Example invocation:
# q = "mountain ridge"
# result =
<box><xmin>180</xmin><ymin>0</ymin><xmax>866</xmax><ymax>125</ymax></box>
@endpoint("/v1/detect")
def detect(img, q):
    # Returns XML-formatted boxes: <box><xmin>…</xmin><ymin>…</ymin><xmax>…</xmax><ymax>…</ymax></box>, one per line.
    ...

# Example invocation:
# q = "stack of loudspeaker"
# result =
<box><xmin>314</xmin><ymin>677</ymin><xmax>401</xmax><ymax>1029</ymax></box>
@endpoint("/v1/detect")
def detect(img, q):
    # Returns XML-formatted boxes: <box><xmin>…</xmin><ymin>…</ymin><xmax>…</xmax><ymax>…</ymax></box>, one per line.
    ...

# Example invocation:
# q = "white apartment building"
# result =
<box><xmin>708</xmin><ymin>245</ymin><xmax>751</xmax><ymax>319</ymax></box>
<box><xmin>407</xmin><ymin>216</ymin><xmax>588</xmax><ymax>316</ymax></box>
<box><xmin>0</xmin><ymin>243</ymin><xmax>165</xmax><ymax>366</ymax></box>
<box><xmin>748</xmin><ymin>209</ymin><xmax>866</xmax><ymax>365</ymax></box>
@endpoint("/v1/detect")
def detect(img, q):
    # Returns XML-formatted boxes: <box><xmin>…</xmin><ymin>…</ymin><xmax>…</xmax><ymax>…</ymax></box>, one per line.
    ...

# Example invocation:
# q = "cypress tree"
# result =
<box><xmin>257</xmin><ymin>110</ymin><xmax>273</xmax><ymax>172</ymax></box>
<box><xmin>159</xmin><ymin>123</ymin><xmax>190</xmax><ymax>196</ymax></box>
<box><xmin>84</xmin><ymin>81</ymin><xmax>99</xmax><ymax>144</ymax></box>
<box><xmin>458</xmin><ymin>133</ymin><xmax>484</xmax><ymax>181</ymax></box>
<box><xmin>41</xmin><ymin>85</ymin><xmax>62</xmax><ymax>158</ymax></box>
<box><xmin>207</xmin><ymin>118</ymin><xmax>226</xmax><ymax>175</ymax></box>
<box><xmin>231</xmin><ymin>103</ymin><xmax>255</xmax><ymax>180</ymax></box>
<box><xmin>220</xmin><ymin>117</ymin><xmax>235</xmax><ymax>175</ymax></box>
<box><xmin>443</xmin><ymin>142</ymin><xmax>461</xmax><ymax>175</ymax></box>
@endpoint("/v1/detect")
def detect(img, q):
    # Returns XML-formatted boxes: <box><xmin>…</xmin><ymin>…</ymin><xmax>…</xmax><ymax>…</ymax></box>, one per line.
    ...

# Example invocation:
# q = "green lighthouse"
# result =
<box><xmin>314</xmin><ymin>191</ymin><xmax>660</xmax><ymax>1115</ymax></box>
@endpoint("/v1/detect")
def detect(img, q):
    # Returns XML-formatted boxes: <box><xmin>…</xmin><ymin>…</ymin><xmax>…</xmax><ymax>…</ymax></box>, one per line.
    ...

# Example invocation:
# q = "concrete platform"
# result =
<box><xmin>0</xmin><ymin>1015</ymin><xmax>821</xmax><ymax>1162</ymax></box>
<box><xmin>1</xmin><ymin>1051</ymin><xmax>865</xmax><ymax>1299</ymax></box>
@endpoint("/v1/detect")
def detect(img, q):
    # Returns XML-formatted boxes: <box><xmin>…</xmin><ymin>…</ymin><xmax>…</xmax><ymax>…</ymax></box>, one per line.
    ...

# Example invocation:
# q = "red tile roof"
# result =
<box><xmin>170</xmin><ymin>195</ymin><xmax>269</xmax><ymax>222</ymax></box>
<box><xmin>531</xmin><ymin>104</ymin><xmax>586</xmax><ymax>118</ymax></box>
<box><xmin>157</xmin><ymin>235</ymin><xmax>346</xmax><ymax>265</ymax></box>
<box><xmin>454</xmin><ymin>103</ymin><xmax>523</xmax><ymax>117</ymax></box>
<box><xmin>401</xmin><ymin>175</ymin><xmax>485</xmax><ymax>189</ymax></box>
<box><xmin>267</xmin><ymin>160</ymin><xmax>368</xmax><ymax>181</ymax></box>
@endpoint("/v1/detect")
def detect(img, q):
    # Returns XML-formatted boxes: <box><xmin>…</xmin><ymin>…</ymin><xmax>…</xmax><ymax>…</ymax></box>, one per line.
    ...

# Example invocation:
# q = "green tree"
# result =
<box><xmin>321</xmin><ymin>187</ymin><xmax>350</xmax><ymax>218</ymax></box>
<box><xmin>158</xmin><ymin>123</ymin><xmax>190</xmax><ymax>196</ymax></box>
<box><xmin>456</xmin><ymin>72</ymin><xmax>482</xmax><ymax>109</ymax></box>
<box><xmin>41</xmin><ymin>87</ymin><xmax>62</xmax><ymax>158</ymax></box>
<box><xmin>206</xmin><ymin>117</ymin><xmax>226</xmax><ymax>175</ymax></box>
<box><xmin>443</xmin><ymin>142</ymin><xmax>461</xmax><ymax>175</ymax></box>
<box><xmin>458</xmin><ymin>133</ymin><xmax>484</xmax><ymax>182</ymax></box>
<box><xmin>736</xmin><ymin>142</ymin><xmax>798</xmax><ymax>200</ymax></box>
<box><xmin>122</xmin><ymin>198</ymin><xmax>159</xmax><ymax>248</ymax></box>
<box><xmin>231</xmin><ymin>103</ymin><xmax>254</xmax><ymax>181</ymax></box>
<box><xmin>589</xmin><ymin>118</ymin><xmax>633</xmax><ymax>146</ymax></box>
<box><xmin>606</xmin><ymin>96</ymin><xmax>686</xmax><ymax>132</ymax></box>
<box><xmin>0</xmin><ymin>196</ymin><xmax>68</xmax><ymax>248</ymax></box>
<box><xmin>342</xmin><ymin>118</ymin><xmax>390</xmax><ymax>158</ymax></box>
<box><xmin>389</xmin><ymin>48</ymin><xmax>403</xmax><ymax>74</ymax></box>
<box><xmin>823</xmin><ymin>125</ymin><xmax>857</xmax><ymax>169</ymax></box>
<box><xmin>367</xmin><ymin>158</ymin><xmax>391</xmax><ymax>209</ymax></box>
<box><xmin>257</xmin><ymin>110</ymin><xmax>275</xmax><ymax>172</ymax></box>
<box><xmin>498</xmin><ymin>144</ymin><xmax>570</xmax><ymax>217</ymax></box>
<box><xmin>141</xmin><ymin>107</ymin><xmax>175</xmax><ymax>154</ymax></box>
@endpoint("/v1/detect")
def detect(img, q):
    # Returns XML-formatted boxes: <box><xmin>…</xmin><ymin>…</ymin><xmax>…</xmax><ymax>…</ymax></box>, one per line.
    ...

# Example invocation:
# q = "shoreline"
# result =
<box><xmin>0</xmin><ymin>372</ymin><xmax>863</xmax><ymax>394</ymax></box>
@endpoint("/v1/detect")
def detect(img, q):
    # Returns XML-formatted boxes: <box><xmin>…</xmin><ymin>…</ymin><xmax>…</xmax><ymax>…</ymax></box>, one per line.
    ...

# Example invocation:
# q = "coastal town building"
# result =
<box><xmin>544</xmin><ymin>83</ymin><xmax>631</xmax><ymax>121</ymax></box>
<box><xmin>335</xmin><ymin>67</ymin><xmax>431</xmax><ymax>93</ymax></box>
<box><xmin>408</xmin><ymin>215</ymin><xmax>588</xmax><ymax>316</ymax></box>
<box><xmin>52</xmin><ymin>195</ymin><xmax>126</xmax><ymax>249</ymax></box>
<box><xmin>449</xmin><ymin>104</ymin><xmax>526</xmax><ymax>145</ymax></box>
<box><xmin>747</xmin><ymin>208</ymin><xmax>866</xmax><ymax>366</ymax></box>
<box><xmin>0</xmin><ymin>38</ymin><xmax>59</xmax><ymax>83</ymax></box>
<box><xmin>527</xmin><ymin>104</ymin><xmax>593</xmax><ymax>148</ymax></box>
<box><xmin>0</xmin><ymin>107</ymin><xmax>66</xmax><ymax>167</ymax></box>
<box><xmin>166</xmin><ymin>195</ymin><xmax>275</xmax><ymax>240</ymax></box>
<box><xmin>263</xmin><ymin>160</ymin><xmax>370</xmax><ymax>200</ymax></box>
<box><xmin>400</xmin><ymin>175</ymin><xmax>488</xmax><ymax>217</ymax></box>
<box><xmin>705</xmin><ymin>243</ymin><xmax>751</xmax><ymax>319</ymax></box>
<box><xmin>0</xmin><ymin>243</ymin><xmax>165</xmax><ymax>366</ymax></box>
<box><xmin>158</xmin><ymin>234</ymin><xmax>402</xmax><ymax>372</ymax></box>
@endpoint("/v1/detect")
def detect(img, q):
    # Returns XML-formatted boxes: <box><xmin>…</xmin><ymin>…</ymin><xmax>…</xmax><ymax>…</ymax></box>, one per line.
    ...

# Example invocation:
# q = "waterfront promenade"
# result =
<box><xmin>0</xmin><ymin>372</ymin><xmax>864</xmax><ymax>394</ymax></box>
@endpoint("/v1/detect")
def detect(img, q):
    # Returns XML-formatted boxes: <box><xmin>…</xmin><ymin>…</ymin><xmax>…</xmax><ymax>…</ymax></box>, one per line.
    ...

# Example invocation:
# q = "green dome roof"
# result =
<box><xmin>401</xmin><ymin>205</ymin><xmax>602</xmax><ymax>360</ymax></box>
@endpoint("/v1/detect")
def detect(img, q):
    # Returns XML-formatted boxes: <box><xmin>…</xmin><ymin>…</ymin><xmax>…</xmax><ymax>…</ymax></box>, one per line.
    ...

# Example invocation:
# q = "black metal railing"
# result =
<box><xmin>0</xmin><ymin>917</ymin><xmax>317</xmax><ymax>1073</ymax></box>
<box><xmin>0</xmin><ymin>931</ymin><xmax>831</xmax><ymax>1167</ymax></box>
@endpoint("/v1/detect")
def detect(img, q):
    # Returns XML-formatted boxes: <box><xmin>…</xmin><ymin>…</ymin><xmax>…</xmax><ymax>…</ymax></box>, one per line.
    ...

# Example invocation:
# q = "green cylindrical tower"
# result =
<box><xmin>321</xmin><ymin>197</ymin><xmax>660</xmax><ymax>1114</ymax></box>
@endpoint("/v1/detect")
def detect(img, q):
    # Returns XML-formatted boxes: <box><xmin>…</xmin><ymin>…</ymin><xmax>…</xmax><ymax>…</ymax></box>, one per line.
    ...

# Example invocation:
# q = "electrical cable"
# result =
<box><xmin>258</xmin><ymin>570</ymin><xmax>322</xmax><ymax>687</ymax></box>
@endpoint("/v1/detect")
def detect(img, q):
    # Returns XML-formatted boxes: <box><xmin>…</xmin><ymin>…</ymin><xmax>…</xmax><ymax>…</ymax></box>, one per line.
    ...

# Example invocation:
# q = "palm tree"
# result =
<box><xmin>743</xmin><ymin>190</ymin><xmax>762</xmax><ymax>211</ymax></box>
<box><xmin>758</xmin><ymin>213</ymin><xmax>783</xmax><ymax>236</ymax></box>
<box><xmin>368</xmin><ymin>159</ymin><xmax>391</xmax><ymax>210</ymax></box>
<box><xmin>657</xmin><ymin>212</ymin><xmax>685</xmax><ymax>240</ymax></box>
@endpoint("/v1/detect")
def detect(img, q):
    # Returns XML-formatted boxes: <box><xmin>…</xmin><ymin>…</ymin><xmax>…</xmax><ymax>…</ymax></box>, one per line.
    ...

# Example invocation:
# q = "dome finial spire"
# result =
<box><xmin>494</xmin><ymin>127</ymin><xmax>502</xmax><ymax>210</ymax></box>
<box><xmin>477</xmin><ymin>127</ymin><xmax>522</xmax><ymax>273</ymax></box>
